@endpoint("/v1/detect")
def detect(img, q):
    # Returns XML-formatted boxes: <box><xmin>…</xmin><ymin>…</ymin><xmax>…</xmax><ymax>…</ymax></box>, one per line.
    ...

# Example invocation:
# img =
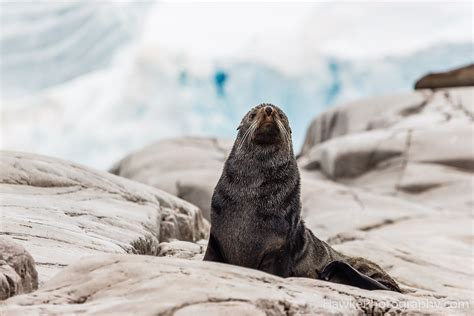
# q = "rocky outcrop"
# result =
<box><xmin>99</xmin><ymin>88</ymin><xmax>473</xmax><ymax>311</ymax></box>
<box><xmin>110</xmin><ymin>138</ymin><xmax>233</xmax><ymax>220</ymax></box>
<box><xmin>1</xmin><ymin>87</ymin><xmax>472</xmax><ymax>314</ymax></box>
<box><xmin>300</xmin><ymin>87</ymin><xmax>473</xmax><ymax>156</ymax></box>
<box><xmin>415</xmin><ymin>64</ymin><xmax>474</xmax><ymax>90</ymax></box>
<box><xmin>298</xmin><ymin>87</ymin><xmax>473</xmax><ymax>212</ymax></box>
<box><xmin>157</xmin><ymin>239</ymin><xmax>208</xmax><ymax>260</ymax></box>
<box><xmin>0</xmin><ymin>151</ymin><xmax>209</xmax><ymax>283</ymax></box>
<box><xmin>296</xmin><ymin>88</ymin><xmax>474</xmax><ymax>304</ymax></box>
<box><xmin>2</xmin><ymin>254</ymin><xmax>470</xmax><ymax>315</ymax></box>
<box><xmin>0</xmin><ymin>237</ymin><xmax>38</xmax><ymax>300</ymax></box>
<box><xmin>301</xmin><ymin>174</ymin><xmax>473</xmax><ymax>299</ymax></box>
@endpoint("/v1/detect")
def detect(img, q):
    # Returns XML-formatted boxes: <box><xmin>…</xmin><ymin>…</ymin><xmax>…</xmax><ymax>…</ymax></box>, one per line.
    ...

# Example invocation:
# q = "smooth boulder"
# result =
<box><xmin>297</xmin><ymin>87</ymin><xmax>473</xmax><ymax>301</ymax></box>
<box><xmin>110</xmin><ymin>137</ymin><xmax>233</xmax><ymax>220</ymax></box>
<box><xmin>300</xmin><ymin>87</ymin><xmax>473</xmax><ymax>156</ymax></box>
<box><xmin>0</xmin><ymin>151</ymin><xmax>209</xmax><ymax>283</ymax></box>
<box><xmin>0</xmin><ymin>237</ymin><xmax>38</xmax><ymax>300</ymax></box>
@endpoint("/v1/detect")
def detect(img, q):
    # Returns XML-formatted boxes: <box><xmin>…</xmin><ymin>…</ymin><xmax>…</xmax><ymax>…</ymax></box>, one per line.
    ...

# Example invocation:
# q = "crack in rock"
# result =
<box><xmin>394</xmin><ymin>130</ymin><xmax>412</xmax><ymax>195</ymax></box>
<box><xmin>359</xmin><ymin>216</ymin><xmax>412</xmax><ymax>232</ymax></box>
<box><xmin>160</xmin><ymin>298</ymin><xmax>250</xmax><ymax>316</ymax></box>
<box><xmin>444</xmin><ymin>90</ymin><xmax>474</xmax><ymax>121</ymax></box>
<box><xmin>348</xmin><ymin>190</ymin><xmax>365</xmax><ymax>211</ymax></box>
<box><xmin>398</xmin><ymin>91</ymin><xmax>433</xmax><ymax>117</ymax></box>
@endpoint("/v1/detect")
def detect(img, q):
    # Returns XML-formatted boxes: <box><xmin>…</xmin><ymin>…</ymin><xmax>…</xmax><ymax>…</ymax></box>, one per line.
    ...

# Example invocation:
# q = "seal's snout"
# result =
<box><xmin>265</xmin><ymin>106</ymin><xmax>273</xmax><ymax>116</ymax></box>
<box><xmin>241</xmin><ymin>103</ymin><xmax>290</xmax><ymax>147</ymax></box>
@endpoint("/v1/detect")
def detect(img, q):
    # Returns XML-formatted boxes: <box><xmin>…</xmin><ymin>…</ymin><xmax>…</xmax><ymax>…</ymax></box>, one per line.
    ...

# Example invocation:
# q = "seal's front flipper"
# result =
<box><xmin>203</xmin><ymin>233</ymin><xmax>226</xmax><ymax>263</ymax></box>
<box><xmin>319</xmin><ymin>261</ymin><xmax>391</xmax><ymax>291</ymax></box>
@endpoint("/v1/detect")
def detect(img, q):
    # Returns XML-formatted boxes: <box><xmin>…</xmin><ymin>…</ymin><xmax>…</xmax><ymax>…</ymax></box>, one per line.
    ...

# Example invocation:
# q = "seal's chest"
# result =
<box><xmin>220</xmin><ymin>223</ymin><xmax>287</xmax><ymax>269</ymax></box>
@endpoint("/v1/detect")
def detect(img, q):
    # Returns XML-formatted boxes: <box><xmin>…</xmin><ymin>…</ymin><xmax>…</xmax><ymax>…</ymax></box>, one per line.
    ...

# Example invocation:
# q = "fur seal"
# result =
<box><xmin>203</xmin><ymin>103</ymin><xmax>400</xmax><ymax>292</ymax></box>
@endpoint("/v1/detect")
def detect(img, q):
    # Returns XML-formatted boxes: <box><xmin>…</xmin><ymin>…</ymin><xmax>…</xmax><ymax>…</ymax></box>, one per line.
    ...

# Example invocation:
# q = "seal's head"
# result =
<box><xmin>236</xmin><ymin>103</ymin><xmax>292</xmax><ymax>152</ymax></box>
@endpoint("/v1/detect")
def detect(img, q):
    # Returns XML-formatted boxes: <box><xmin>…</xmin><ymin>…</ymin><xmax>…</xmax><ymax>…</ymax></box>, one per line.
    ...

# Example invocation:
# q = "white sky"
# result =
<box><xmin>129</xmin><ymin>0</ymin><xmax>473</xmax><ymax>74</ymax></box>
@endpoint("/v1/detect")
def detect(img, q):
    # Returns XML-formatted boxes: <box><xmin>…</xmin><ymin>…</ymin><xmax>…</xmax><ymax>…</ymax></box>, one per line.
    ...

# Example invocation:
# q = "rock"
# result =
<box><xmin>2</xmin><ymin>86</ymin><xmax>472</xmax><ymax>314</ymax></box>
<box><xmin>296</xmin><ymin>87</ymin><xmax>473</xmax><ymax>303</ymax></box>
<box><xmin>299</xmin><ymin>87</ymin><xmax>473</xmax><ymax>156</ymax></box>
<box><xmin>0</xmin><ymin>237</ymin><xmax>38</xmax><ymax>300</ymax></box>
<box><xmin>157</xmin><ymin>240</ymin><xmax>205</xmax><ymax>260</ymax></box>
<box><xmin>415</xmin><ymin>64</ymin><xmax>474</xmax><ymax>90</ymax></box>
<box><xmin>299</xmin><ymin>175</ymin><xmax>432</xmax><ymax>240</ymax></box>
<box><xmin>299</xmin><ymin>126</ymin><xmax>473</xmax><ymax>212</ymax></box>
<box><xmin>0</xmin><ymin>151</ymin><xmax>209</xmax><ymax>283</ymax></box>
<box><xmin>299</xmin><ymin>129</ymin><xmax>407</xmax><ymax>178</ymax></box>
<box><xmin>334</xmin><ymin>214</ymin><xmax>473</xmax><ymax>300</ymax></box>
<box><xmin>299</xmin><ymin>91</ymin><xmax>427</xmax><ymax>156</ymax></box>
<box><xmin>93</xmin><ymin>87</ymin><xmax>473</xmax><ymax>312</ymax></box>
<box><xmin>110</xmin><ymin>137</ymin><xmax>233</xmax><ymax>220</ymax></box>
<box><xmin>299</xmin><ymin>88</ymin><xmax>474</xmax><ymax>213</ymax></box>
<box><xmin>300</xmin><ymin>125</ymin><xmax>473</xmax><ymax>179</ymax></box>
<box><xmin>2</xmin><ymin>254</ymin><xmax>470</xmax><ymax>315</ymax></box>
<box><xmin>299</xmin><ymin>175</ymin><xmax>471</xmax><ymax>300</ymax></box>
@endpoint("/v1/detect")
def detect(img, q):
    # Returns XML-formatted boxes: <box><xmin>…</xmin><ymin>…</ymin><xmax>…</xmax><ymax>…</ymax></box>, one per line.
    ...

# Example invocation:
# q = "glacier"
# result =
<box><xmin>1</xmin><ymin>1</ymin><xmax>473</xmax><ymax>169</ymax></box>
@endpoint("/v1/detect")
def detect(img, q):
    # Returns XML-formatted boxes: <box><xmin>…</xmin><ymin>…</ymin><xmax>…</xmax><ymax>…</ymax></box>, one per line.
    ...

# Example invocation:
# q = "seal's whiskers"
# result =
<box><xmin>237</xmin><ymin>120</ymin><xmax>257</xmax><ymax>153</ymax></box>
<box><xmin>276</xmin><ymin>119</ymin><xmax>292</xmax><ymax>153</ymax></box>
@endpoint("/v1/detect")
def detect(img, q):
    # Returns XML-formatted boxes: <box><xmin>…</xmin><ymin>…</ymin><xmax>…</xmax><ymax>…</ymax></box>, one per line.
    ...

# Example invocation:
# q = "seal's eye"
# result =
<box><xmin>249</xmin><ymin>113</ymin><xmax>256</xmax><ymax>120</ymax></box>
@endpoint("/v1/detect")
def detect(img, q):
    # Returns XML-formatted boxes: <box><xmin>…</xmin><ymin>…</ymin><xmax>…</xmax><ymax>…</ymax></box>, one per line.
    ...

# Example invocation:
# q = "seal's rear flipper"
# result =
<box><xmin>319</xmin><ymin>261</ymin><xmax>391</xmax><ymax>291</ymax></box>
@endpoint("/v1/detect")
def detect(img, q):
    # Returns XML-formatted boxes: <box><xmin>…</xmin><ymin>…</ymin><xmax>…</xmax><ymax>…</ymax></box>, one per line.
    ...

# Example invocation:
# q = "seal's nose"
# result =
<box><xmin>265</xmin><ymin>106</ymin><xmax>273</xmax><ymax>116</ymax></box>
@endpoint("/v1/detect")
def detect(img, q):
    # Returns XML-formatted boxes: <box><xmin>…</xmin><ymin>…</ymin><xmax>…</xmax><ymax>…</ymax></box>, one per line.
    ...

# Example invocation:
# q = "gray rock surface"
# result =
<box><xmin>0</xmin><ymin>237</ymin><xmax>38</xmax><ymax>300</ymax></box>
<box><xmin>101</xmin><ymin>88</ymin><xmax>473</xmax><ymax>312</ymax></box>
<box><xmin>299</xmin><ymin>87</ymin><xmax>473</xmax><ymax>212</ymax></box>
<box><xmin>298</xmin><ymin>173</ymin><xmax>473</xmax><ymax>303</ymax></box>
<box><xmin>1</xmin><ymin>87</ymin><xmax>472</xmax><ymax>314</ymax></box>
<box><xmin>299</xmin><ymin>87</ymin><xmax>473</xmax><ymax>156</ymax></box>
<box><xmin>2</xmin><ymin>255</ymin><xmax>470</xmax><ymax>315</ymax></box>
<box><xmin>0</xmin><ymin>151</ymin><xmax>209</xmax><ymax>283</ymax></box>
<box><xmin>157</xmin><ymin>239</ymin><xmax>207</xmax><ymax>260</ymax></box>
<box><xmin>110</xmin><ymin>137</ymin><xmax>233</xmax><ymax>220</ymax></box>
<box><xmin>297</xmin><ymin>87</ymin><xmax>473</xmax><ymax>303</ymax></box>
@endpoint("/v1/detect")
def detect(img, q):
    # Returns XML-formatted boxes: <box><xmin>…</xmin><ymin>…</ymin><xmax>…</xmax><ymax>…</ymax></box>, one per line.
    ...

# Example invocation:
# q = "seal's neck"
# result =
<box><xmin>229</xmin><ymin>144</ymin><xmax>292</xmax><ymax>167</ymax></box>
<box><xmin>224</xmin><ymin>144</ymin><xmax>296</xmax><ymax>188</ymax></box>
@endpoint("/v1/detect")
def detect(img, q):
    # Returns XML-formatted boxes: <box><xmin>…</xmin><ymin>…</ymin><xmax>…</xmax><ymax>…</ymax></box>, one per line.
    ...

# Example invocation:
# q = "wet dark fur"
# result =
<box><xmin>203</xmin><ymin>103</ymin><xmax>401</xmax><ymax>292</ymax></box>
